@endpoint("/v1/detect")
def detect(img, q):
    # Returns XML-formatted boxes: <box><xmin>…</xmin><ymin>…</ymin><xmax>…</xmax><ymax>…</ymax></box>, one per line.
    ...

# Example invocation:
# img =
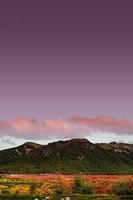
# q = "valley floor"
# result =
<box><xmin>0</xmin><ymin>174</ymin><xmax>133</xmax><ymax>199</ymax></box>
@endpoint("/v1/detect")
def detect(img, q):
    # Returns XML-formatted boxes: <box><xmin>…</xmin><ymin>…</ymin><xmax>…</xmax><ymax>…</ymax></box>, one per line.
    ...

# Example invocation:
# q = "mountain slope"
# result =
<box><xmin>0</xmin><ymin>142</ymin><xmax>42</xmax><ymax>162</ymax></box>
<box><xmin>0</xmin><ymin>139</ymin><xmax>133</xmax><ymax>174</ymax></box>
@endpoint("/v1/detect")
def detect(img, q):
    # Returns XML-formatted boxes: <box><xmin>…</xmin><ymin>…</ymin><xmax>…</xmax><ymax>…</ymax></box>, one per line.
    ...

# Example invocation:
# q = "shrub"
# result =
<box><xmin>72</xmin><ymin>176</ymin><xmax>95</xmax><ymax>194</ymax></box>
<box><xmin>113</xmin><ymin>182</ymin><xmax>133</xmax><ymax>196</ymax></box>
<box><xmin>53</xmin><ymin>183</ymin><xmax>66</xmax><ymax>196</ymax></box>
<box><xmin>29</xmin><ymin>182</ymin><xmax>37</xmax><ymax>195</ymax></box>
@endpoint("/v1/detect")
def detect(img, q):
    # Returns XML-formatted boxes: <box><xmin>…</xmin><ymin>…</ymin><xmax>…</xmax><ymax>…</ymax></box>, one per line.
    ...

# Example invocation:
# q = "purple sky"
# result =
<box><xmin>0</xmin><ymin>1</ymin><xmax>133</xmax><ymax>148</ymax></box>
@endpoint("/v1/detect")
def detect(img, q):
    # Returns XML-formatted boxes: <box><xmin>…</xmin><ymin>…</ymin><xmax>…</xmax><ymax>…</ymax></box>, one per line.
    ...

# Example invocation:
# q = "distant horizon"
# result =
<box><xmin>0</xmin><ymin>115</ymin><xmax>133</xmax><ymax>150</ymax></box>
<box><xmin>1</xmin><ymin>136</ymin><xmax>133</xmax><ymax>152</ymax></box>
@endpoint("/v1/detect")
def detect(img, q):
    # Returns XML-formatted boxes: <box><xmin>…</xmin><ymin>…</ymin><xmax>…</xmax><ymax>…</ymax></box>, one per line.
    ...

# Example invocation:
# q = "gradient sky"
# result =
<box><xmin>0</xmin><ymin>1</ymin><xmax>133</xmax><ymax>149</ymax></box>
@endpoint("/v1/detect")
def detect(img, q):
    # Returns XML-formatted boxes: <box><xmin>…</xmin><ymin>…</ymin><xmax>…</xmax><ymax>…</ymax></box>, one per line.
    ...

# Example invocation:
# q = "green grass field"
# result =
<box><xmin>0</xmin><ymin>194</ymin><xmax>120</xmax><ymax>200</ymax></box>
<box><xmin>0</xmin><ymin>194</ymin><xmax>133</xmax><ymax>200</ymax></box>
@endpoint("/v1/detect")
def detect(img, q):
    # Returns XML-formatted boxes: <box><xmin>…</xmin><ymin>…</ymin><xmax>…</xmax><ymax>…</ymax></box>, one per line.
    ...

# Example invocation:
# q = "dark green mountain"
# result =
<box><xmin>0</xmin><ymin>138</ymin><xmax>133</xmax><ymax>174</ymax></box>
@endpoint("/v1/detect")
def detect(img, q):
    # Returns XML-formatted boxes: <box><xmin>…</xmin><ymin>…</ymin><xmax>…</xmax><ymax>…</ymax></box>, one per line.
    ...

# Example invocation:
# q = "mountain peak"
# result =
<box><xmin>1</xmin><ymin>138</ymin><xmax>133</xmax><ymax>173</ymax></box>
<box><xmin>23</xmin><ymin>142</ymin><xmax>42</xmax><ymax>148</ymax></box>
<box><xmin>48</xmin><ymin>138</ymin><xmax>94</xmax><ymax>148</ymax></box>
<box><xmin>110</xmin><ymin>141</ymin><xmax>118</xmax><ymax>145</ymax></box>
<box><xmin>68</xmin><ymin>138</ymin><xmax>90</xmax><ymax>143</ymax></box>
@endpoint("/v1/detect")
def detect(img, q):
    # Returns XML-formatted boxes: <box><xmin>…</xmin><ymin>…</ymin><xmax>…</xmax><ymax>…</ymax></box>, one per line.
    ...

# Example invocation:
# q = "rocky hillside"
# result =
<box><xmin>0</xmin><ymin>139</ymin><xmax>133</xmax><ymax>174</ymax></box>
<box><xmin>0</xmin><ymin>142</ymin><xmax>42</xmax><ymax>162</ymax></box>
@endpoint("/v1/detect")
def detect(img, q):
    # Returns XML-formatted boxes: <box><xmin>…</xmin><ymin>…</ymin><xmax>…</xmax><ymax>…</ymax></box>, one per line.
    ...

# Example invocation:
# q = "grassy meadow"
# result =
<box><xmin>0</xmin><ymin>174</ymin><xmax>133</xmax><ymax>199</ymax></box>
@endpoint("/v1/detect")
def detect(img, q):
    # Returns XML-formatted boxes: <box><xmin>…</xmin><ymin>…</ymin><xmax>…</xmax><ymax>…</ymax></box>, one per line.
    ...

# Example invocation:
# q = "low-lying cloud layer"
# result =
<box><xmin>0</xmin><ymin>117</ymin><xmax>133</xmax><ymax>140</ymax></box>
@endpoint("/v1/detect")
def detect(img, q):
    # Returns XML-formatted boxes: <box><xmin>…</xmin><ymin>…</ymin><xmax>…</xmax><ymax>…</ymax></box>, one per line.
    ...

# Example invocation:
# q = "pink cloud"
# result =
<box><xmin>69</xmin><ymin>117</ymin><xmax>133</xmax><ymax>135</ymax></box>
<box><xmin>0</xmin><ymin>116</ymin><xmax>133</xmax><ymax>140</ymax></box>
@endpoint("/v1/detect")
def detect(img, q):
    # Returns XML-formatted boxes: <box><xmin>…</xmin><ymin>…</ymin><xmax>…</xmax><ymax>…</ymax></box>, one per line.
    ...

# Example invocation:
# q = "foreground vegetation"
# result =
<box><xmin>0</xmin><ymin>174</ymin><xmax>133</xmax><ymax>199</ymax></box>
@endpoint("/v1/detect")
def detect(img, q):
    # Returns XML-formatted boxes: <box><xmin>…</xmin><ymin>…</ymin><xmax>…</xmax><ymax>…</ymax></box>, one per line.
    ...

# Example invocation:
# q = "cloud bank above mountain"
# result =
<box><xmin>0</xmin><ymin>117</ymin><xmax>133</xmax><ymax>140</ymax></box>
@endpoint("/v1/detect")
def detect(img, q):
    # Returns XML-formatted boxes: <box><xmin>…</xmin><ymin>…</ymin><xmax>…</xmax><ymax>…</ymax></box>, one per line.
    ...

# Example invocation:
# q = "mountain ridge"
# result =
<box><xmin>0</xmin><ymin>138</ymin><xmax>133</xmax><ymax>174</ymax></box>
